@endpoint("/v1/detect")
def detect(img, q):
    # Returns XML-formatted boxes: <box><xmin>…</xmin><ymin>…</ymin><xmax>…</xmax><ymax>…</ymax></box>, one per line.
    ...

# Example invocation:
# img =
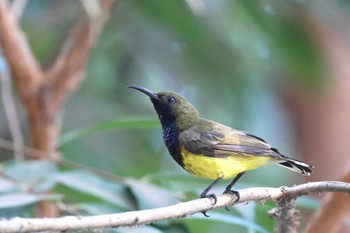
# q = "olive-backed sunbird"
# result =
<box><xmin>128</xmin><ymin>85</ymin><xmax>313</xmax><ymax>210</ymax></box>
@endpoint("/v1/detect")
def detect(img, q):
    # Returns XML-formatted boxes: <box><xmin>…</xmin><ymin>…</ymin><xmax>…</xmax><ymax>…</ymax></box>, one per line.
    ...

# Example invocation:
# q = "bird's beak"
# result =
<box><xmin>127</xmin><ymin>85</ymin><xmax>160</xmax><ymax>100</ymax></box>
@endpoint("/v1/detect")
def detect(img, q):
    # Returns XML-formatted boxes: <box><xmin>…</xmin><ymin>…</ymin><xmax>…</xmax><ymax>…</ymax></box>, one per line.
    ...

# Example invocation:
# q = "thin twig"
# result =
<box><xmin>10</xmin><ymin>0</ymin><xmax>28</xmax><ymax>20</ymax></box>
<box><xmin>0</xmin><ymin>71</ymin><xmax>24</xmax><ymax>160</ymax></box>
<box><xmin>0</xmin><ymin>181</ymin><xmax>348</xmax><ymax>233</ymax></box>
<box><xmin>0</xmin><ymin>171</ymin><xmax>34</xmax><ymax>193</ymax></box>
<box><xmin>80</xmin><ymin>0</ymin><xmax>102</xmax><ymax>19</ymax></box>
<box><xmin>47</xmin><ymin>0</ymin><xmax>117</xmax><ymax>108</ymax></box>
<box><xmin>58</xmin><ymin>158</ymin><xmax>124</xmax><ymax>182</ymax></box>
<box><xmin>0</xmin><ymin>137</ymin><xmax>123</xmax><ymax>182</ymax></box>
<box><xmin>0</xmin><ymin>138</ymin><xmax>47</xmax><ymax>158</ymax></box>
<box><xmin>269</xmin><ymin>197</ymin><xmax>299</xmax><ymax>233</ymax></box>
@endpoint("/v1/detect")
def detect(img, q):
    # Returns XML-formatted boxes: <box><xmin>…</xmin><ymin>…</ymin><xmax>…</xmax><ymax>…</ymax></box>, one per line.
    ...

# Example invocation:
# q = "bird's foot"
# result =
<box><xmin>200</xmin><ymin>193</ymin><xmax>218</xmax><ymax>205</ymax></box>
<box><xmin>223</xmin><ymin>189</ymin><xmax>240</xmax><ymax>202</ymax></box>
<box><xmin>201</xmin><ymin>211</ymin><xmax>210</xmax><ymax>217</ymax></box>
<box><xmin>200</xmin><ymin>193</ymin><xmax>217</xmax><ymax>217</ymax></box>
<box><xmin>223</xmin><ymin>189</ymin><xmax>240</xmax><ymax>211</ymax></box>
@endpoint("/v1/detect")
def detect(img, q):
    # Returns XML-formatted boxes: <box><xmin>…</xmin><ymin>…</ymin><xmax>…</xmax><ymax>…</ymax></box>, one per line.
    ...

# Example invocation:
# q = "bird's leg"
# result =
<box><xmin>223</xmin><ymin>172</ymin><xmax>245</xmax><ymax>211</ymax></box>
<box><xmin>200</xmin><ymin>176</ymin><xmax>223</xmax><ymax>204</ymax></box>
<box><xmin>223</xmin><ymin>171</ymin><xmax>245</xmax><ymax>197</ymax></box>
<box><xmin>200</xmin><ymin>176</ymin><xmax>223</xmax><ymax>217</ymax></box>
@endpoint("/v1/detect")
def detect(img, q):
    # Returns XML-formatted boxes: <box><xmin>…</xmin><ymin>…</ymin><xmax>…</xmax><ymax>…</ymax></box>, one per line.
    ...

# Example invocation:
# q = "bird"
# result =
<box><xmin>128</xmin><ymin>85</ymin><xmax>313</xmax><ymax>216</ymax></box>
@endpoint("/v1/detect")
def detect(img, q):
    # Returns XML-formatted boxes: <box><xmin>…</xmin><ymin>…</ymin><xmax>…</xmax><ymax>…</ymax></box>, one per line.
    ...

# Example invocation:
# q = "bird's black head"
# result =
<box><xmin>128</xmin><ymin>85</ymin><xmax>199</xmax><ymax>131</ymax></box>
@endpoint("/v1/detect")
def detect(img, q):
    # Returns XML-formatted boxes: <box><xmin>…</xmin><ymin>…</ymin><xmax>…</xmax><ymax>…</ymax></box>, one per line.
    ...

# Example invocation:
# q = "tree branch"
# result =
<box><xmin>10</xmin><ymin>0</ymin><xmax>28</xmax><ymax>20</ymax></box>
<box><xmin>0</xmin><ymin>0</ymin><xmax>117</xmax><ymax>218</ymax></box>
<box><xmin>306</xmin><ymin>169</ymin><xmax>350</xmax><ymax>233</ymax></box>
<box><xmin>0</xmin><ymin>138</ymin><xmax>47</xmax><ymax>158</ymax></box>
<box><xmin>0</xmin><ymin>181</ymin><xmax>348</xmax><ymax>233</ymax></box>
<box><xmin>0</xmin><ymin>0</ymin><xmax>43</xmax><ymax>94</ymax></box>
<box><xmin>0</xmin><ymin>70</ymin><xmax>24</xmax><ymax>160</ymax></box>
<box><xmin>268</xmin><ymin>197</ymin><xmax>299</xmax><ymax>233</ymax></box>
<box><xmin>47</xmin><ymin>0</ymin><xmax>116</xmax><ymax>108</ymax></box>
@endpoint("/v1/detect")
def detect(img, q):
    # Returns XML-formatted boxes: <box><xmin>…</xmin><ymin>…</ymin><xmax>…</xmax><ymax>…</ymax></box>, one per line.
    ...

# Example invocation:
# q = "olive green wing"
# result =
<box><xmin>179</xmin><ymin>119</ymin><xmax>281</xmax><ymax>159</ymax></box>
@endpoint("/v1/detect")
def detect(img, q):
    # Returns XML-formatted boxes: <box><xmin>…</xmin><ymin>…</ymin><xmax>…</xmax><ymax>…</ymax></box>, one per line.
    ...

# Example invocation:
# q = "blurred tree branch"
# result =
<box><xmin>0</xmin><ymin>181</ymin><xmax>348</xmax><ymax>233</ymax></box>
<box><xmin>284</xmin><ymin>10</ymin><xmax>350</xmax><ymax>232</ymax></box>
<box><xmin>0</xmin><ymin>0</ymin><xmax>116</xmax><ymax>158</ymax></box>
<box><xmin>268</xmin><ymin>197</ymin><xmax>299</xmax><ymax>233</ymax></box>
<box><xmin>0</xmin><ymin>68</ymin><xmax>24</xmax><ymax>160</ymax></box>
<box><xmin>0</xmin><ymin>0</ymin><xmax>43</xmax><ymax>93</ymax></box>
<box><xmin>306</xmin><ymin>169</ymin><xmax>350</xmax><ymax>233</ymax></box>
<box><xmin>0</xmin><ymin>0</ymin><xmax>117</xmax><ymax>217</ymax></box>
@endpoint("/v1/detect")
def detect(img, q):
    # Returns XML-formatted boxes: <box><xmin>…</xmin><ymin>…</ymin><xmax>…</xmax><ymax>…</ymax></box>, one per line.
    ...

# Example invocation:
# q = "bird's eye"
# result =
<box><xmin>167</xmin><ymin>96</ymin><xmax>176</xmax><ymax>104</ymax></box>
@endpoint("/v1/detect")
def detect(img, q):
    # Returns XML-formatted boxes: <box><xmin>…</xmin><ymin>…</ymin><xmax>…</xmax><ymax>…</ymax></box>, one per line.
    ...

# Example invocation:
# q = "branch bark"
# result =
<box><xmin>268</xmin><ymin>197</ymin><xmax>299</xmax><ymax>233</ymax></box>
<box><xmin>0</xmin><ymin>181</ymin><xmax>348</xmax><ymax>233</ymax></box>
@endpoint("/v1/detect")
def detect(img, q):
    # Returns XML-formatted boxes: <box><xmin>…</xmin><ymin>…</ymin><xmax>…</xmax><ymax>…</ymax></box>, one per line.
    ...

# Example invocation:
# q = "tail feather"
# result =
<box><xmin>277</xmin><ymin>159</ymin><xmax>313</xmax><ymax>176</ymax></box>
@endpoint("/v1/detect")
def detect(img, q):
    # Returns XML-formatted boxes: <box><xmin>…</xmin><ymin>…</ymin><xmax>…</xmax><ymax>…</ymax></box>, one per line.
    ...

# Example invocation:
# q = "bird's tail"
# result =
<box><xmin>270</xmin><ymin>148</ymin><xmax>313</xmax><ymax>176</ymax></box>
<box><xmin>277</xmin><ymin>158</ymin><xmax>313</xmax><ymax>176</ymax></box>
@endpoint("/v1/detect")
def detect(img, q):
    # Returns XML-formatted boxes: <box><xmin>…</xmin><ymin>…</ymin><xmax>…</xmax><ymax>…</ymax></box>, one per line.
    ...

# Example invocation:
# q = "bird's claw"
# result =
<box><xmin>223</xmin><ymin>189</ymin><xmax>240</xmax><ymax>202</ymax></box>
<box><xmin>201</xmin><ymin>211</ymin><xmax>210</xmax><ymax>217</ymax></box>
<box><xmin>200</xmin><ymin>193</ymin><xmax>218</xmax><ymax>217</ymax></box>
<box><xmin>200</xmin><ymin>193</ymin><xmax>218</xmax><ymax>205</ymax></box>
<box><xmin>223</xmin><ymin>190</ymin><xmax>239</xmax><ymax>212</ymax></box>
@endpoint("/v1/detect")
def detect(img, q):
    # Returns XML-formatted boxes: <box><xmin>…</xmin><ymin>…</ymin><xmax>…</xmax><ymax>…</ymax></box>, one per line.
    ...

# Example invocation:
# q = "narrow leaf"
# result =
<box><xmin>185</xmin><ymin>212</ymin><xmax>269</xmax><ymax>233</ymax></box>
<box><xmin>60</xmin><ymin>118</ymin><xmax>159</xmax><ymax>145</ymax></box>
<box><xmin>126</xmin><ymin>178</ymin><xmax>179</xmax><ymax>210</ymax></box>
<box><xmin>4</xmin><ymin>160</ymin><xmax>58</xmax><ymax>184</ymax></box>
<box><xmin>51</xmin><ymin>170</ymin><xmax>133</xmax><ymax>210</ymax></box>
<box><xmin>0</xmin><ymin>193</ymin><xmax>61</xmax><ymax>209</ymax></box>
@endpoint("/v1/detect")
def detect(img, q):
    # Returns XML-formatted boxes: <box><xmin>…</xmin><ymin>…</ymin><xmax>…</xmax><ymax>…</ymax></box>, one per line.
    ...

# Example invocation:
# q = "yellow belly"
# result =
<box><xmin>181</xmin><ymin>148</ymin><xmax>272</xmax><ymax>180</ymax></box>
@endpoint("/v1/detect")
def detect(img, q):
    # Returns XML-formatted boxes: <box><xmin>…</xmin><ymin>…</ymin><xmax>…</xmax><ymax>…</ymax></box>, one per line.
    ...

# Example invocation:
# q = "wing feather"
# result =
<box><xmin>179</xmin><ymin>119</ymin><xmax>281</xmax><ymax>159</ymax></box>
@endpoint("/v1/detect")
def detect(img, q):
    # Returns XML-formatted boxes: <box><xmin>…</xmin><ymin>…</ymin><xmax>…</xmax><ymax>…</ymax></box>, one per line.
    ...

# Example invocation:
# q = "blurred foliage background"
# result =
<box><xmin>1</xmin><ymin>0</ymin><xmax>350</xmax><ymax>232</ymax></box>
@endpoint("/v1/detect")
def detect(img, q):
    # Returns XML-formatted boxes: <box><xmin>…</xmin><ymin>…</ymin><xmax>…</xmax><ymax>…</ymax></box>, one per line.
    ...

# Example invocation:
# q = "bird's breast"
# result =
<box><xmin>180</xmin><ymin>147</ymin><xmax>272</xmax><ymax>180</ymax></box>
<box><xmin>163</xmin><ymin>123</ymin><xmax>179</xmax><ymax>153</ymax></box>
<box><xmin>162</xmin><ymin>122</ymin><xmax>184</xmax><ymax>166</ymax></box>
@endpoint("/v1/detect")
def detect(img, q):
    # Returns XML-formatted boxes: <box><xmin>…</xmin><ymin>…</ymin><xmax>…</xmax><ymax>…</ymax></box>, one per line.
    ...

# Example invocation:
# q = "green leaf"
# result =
<box><xmin>0</xmin><ymin>176</ymin><xmax>18</xmax><ymax>193</ymax></box>
<box><xmin>125</xmin><ymin>178</ymin><xmax>179</xmax><ymax>210</ymax></box>
<box><xmin>238</xmin><ymin>0</ymin><xmax>323</xmax><ymax>86</ymax></box>
<box><xmin>0</xmin><ymin>193</ymin><xmax>61</xmax><ymax>209</ymax></box>
<box><xmin>60</xmin><ymin>118</ymin><xmax>159</xmax><ymax>146</ymax></box>
<box><xmin>4</xmin><ymin>160</ymin><xmax>58</xmax><ymax>184</ymax></box>
<box><xmin>116</xmin><ymin>226</ymin><xmax>163</xmax><ymax>233</ymax></box>
<box><xmin>0</xmin><ymin>193</ymin><xmax>61</xmax><ymax>217</ymax></box>
<box><xmin>254</xmin><ymin>201</ymin><xmax>276</xmax><ymax>232</ymax></box>
<box><xmin>144</xmin><ymin>171</ymin><xmax>210</xmax><ymax>194</ymax></box>
<box><xmin>145</xmin><ymin>171</ymin><xmax>249</xmax><ymax>199</ymax></box>
<box><xmin>183</xmin><ymin>212</ymin><xmax>269</xmax><ymax>233</ymax></box>
<box><xmin>132</xmin><ymin>1</ymin><xmax>240</xmax><ymax>80</ymax></box>
<box><xmin>103</xmin><ymin>225</ymin><xmax>165</xmax><ymax>233</ymax></box>
<box><xmin>51</xmin><ymin>170</ymin><xmax>134</xmax><ymax>210</ymax></box>
<box><xmin>74</xmin><ymin>203</ymin><xmax>123</xmax><ymax>215</ymax></box>
<box><xmin>100</xmin><ymin>222</ymin><xmax>189</xmax><ymax>233</ymax></box>
<box><xmin>153</xmin><ymin>222</ymin><xmax>190</xmax><ymax>233</ymax></box>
